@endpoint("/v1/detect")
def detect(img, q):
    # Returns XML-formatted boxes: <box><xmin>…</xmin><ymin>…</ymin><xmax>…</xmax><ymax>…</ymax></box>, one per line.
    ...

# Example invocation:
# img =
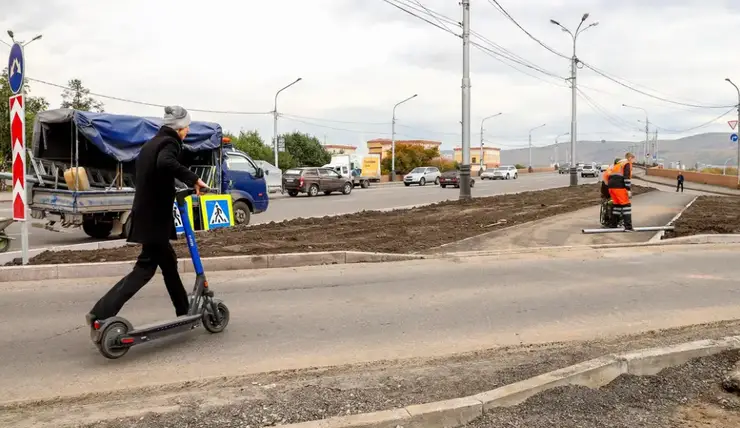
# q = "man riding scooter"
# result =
<box><xmin>607</xmin><ymin>152</ymin><xmax>636</xmax><ymax>230</ymax></box>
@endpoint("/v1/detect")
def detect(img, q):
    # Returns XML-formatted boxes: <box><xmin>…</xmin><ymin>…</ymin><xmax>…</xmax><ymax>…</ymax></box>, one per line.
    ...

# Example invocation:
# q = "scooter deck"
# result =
<box><xmin>127</xmin><ymin>314</ymin><xmax>202</xmax><ymax>336</ymax></box>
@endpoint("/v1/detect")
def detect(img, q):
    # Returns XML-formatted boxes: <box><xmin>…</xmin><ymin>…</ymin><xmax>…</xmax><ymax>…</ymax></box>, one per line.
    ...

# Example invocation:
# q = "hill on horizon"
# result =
<box><xmin>499</xmin><ymin>132</ymin><xmax>737</xmax><ymax>167</ymax></box>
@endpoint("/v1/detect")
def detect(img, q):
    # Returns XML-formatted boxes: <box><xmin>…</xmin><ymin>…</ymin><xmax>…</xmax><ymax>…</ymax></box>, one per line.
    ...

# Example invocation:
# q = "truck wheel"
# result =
<box><xmin>82</xmin><ymin>219</ymin><xmax>113</xmax><ymax>239</ymax></box>
<box><xmin>361</xmin><ymin>180</ymin><xmax>369</xmax><ymax>188</ymax></box>
<box><xmin>233</xmin><ymin>201</ymin><xmax>251</xmax><ymax>225</ymax></box>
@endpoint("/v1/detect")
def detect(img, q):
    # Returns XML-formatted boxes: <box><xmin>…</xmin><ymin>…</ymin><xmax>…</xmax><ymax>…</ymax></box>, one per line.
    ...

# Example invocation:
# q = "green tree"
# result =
<box><xmin>230</xmin><ymin>130</ymin><xmax>273</xmax><ymax>161</ymax></box>
<box><xmin>60</xmin><ymin>78</ymin><xmax>104</xmax><ymax>112</ymax></box>
<box><xmin>381</xmin><ymin>144</ymin><xmax>440</xmax><ymax>175</ymax></box>
<box><xmin>0</xmin><ymin>68</ymin><xmax>49</xmax><ymax>163</ymax></box>
<box><xmin>281</xmin><ymin>132</ymin><xmax>331</xmax><ymax>167</ymax></box>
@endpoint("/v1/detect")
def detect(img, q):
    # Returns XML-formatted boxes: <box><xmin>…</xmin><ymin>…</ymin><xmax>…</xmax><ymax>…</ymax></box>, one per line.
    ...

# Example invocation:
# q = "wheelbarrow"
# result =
<box><xmin>0</xmin><ymin>217</ymin><xmax>14</xmax><ymax>252</ymax></box>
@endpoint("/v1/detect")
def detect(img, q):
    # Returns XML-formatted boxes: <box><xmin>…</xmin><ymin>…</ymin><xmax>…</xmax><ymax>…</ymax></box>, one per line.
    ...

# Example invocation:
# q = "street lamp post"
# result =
<box><xmin>391</xmin><ymin>94</ymin><xmax>418</xmax><ymax>181</ymax></box>
<box><xmin>623</xmin><ymin>104</ymin><xmax>649</xmax><ymax>165</ymax></box>
<box><xmin>725</xmin><ymin>78</ymin><xmax>740</xmax><ymax>185</ymax></box>
<box><xmin>480</xmin><ymin>113</ymin><xmax>502</xmax><ymax>173</ymax></box>
<box><xmin>528</xmin><ymin>123</ymin><xmax>546</xmax><ymax>171</ymax></box>
<box><xmin>554</xmin><ymin>132</ymin><xmax>569</xmax><ymax>166</ymax></box>
<box><xmin>550</xmin><ymin>14</ymin><xmax>598</xmax><ymax>186</ymax></box>
<box><xmin>273</xmin><ymin>77</ymin><xmax>302</xmax><ymax>168</ymax></box>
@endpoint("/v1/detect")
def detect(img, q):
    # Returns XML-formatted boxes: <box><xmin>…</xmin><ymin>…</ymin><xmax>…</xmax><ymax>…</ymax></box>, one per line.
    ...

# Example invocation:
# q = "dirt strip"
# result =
<box><xmin>666</xmin><ymin>195</ymin><xmax>740</xmax><ymax>239</ymax></box>
<box><xmin>2</xmin><ymin>319</ymin><xmax>738</xmax><ymax>428</ymax></box>
<box><xmin>26</xmin><ymin>184</ymin><xmax>653</xmax><ymax>265</ymax></box>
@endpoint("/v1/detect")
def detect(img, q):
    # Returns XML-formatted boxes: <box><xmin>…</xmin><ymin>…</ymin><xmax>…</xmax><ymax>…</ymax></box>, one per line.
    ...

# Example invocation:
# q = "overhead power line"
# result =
<box><xmin>650</xmin><ymin>108</ymin><xmax>736</xmax><ymax>134</ymax></box>
<box><xmin>486</xmin><ymin>0</ymin><xmax>570</xmax><ymax>60</ymax></box>
<box><xmin>28</xmin><ymin>77</ymin><xmax>273</xmax><ymax>115</ymax></box>
<box><xmin>579</xmin><ymin>62</ymin><xmax>736</xmax><ymax>109</ymax></box>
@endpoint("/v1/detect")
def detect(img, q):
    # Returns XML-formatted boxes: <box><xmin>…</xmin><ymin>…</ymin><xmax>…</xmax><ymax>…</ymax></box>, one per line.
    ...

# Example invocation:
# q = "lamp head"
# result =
<box><xmin>581</xmin><ymin>13</ymin><xmax>589</xmax><ymax>21</ymax></box>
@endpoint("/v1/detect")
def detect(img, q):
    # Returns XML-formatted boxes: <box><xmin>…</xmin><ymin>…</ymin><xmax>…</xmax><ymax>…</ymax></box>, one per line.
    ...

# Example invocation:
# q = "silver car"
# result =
<box><xmin>404</xmin><ymin>167</ymin><xmax>441</xmax><ymax>186</ymax></box>
<box><xmin>482</xmin><ymin>165</ymin><xmax>518</xmax><ymax>180</ymax></box>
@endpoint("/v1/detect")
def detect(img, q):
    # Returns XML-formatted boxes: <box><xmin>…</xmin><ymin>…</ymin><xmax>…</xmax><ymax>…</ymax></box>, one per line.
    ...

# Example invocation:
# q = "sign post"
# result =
<box><xmin>8</xmin><ymin>42</ymin><xmax>28</xmax><ymax>264</ymax></box>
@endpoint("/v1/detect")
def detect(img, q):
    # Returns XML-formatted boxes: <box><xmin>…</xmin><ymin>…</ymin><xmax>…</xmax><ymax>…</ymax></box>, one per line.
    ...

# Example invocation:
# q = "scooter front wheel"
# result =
<box><xmin>96</xmin><ymin>321</ymin><xmax>130</xmax><ymax>359</ymax></box>
<box><xmin>203</xmin><ymin>301</ymin><xmax>230</xmax><ymax>334</ymax></box>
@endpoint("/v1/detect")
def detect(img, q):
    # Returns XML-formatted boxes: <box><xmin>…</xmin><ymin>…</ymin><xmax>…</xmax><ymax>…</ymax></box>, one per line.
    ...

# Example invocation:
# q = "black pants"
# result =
<box><xmin>90</xmin><ymin>243</ymin><xmax>189</xmax><ymax>320</ymax></box>
<box><xmin>677</xmin><ymin>182</ymin><xmax>683</xmax><ymax>192</ymax></box>
<box><xmin>610</xmin><ymin>203</ymin><xmax>633</xmax><ymax>229</ymax></box>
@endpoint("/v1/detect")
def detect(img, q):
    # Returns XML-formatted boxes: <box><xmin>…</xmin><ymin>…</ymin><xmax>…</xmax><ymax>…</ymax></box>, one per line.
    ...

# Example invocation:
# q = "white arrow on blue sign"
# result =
<box><xmin>731</xmin><ymin>133</ymin><xmax>738</xmax><ymax>142</ymax></box>
<box><xmin>7</xmin><ymin>43</ymin><xmax>24</xmax><ymax>95</ymax></box>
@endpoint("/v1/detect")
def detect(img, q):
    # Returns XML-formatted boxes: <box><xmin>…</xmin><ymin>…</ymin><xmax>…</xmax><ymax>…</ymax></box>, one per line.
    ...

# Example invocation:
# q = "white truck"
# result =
<box><xmin>322</xmin><ymin>154</ymin><xmax>376</xmax><ymax>188</ymax></box>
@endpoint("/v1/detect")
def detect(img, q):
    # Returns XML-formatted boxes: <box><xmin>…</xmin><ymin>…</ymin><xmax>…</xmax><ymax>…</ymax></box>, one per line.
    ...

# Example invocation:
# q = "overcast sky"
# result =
<box><xmin>3</xmin><ymin>0</ymin><xmax>740</xmax><ymax>154</ymax></box>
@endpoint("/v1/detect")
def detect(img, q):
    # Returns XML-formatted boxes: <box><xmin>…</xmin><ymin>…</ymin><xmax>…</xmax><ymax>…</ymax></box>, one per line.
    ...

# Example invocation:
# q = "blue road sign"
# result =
<box><xmin>7</xmin><ymin>43</ymin><xmax>24</xmax><ymax>94</ymax></box>
<box><xmin>200</xmin><ymin>194</ymin><xmax>234</xmax><ymax>231</ymax></box>
<box><xmin>731</xmin><ymin>133</ymin><xmax>738</xmax><ymax>143</ymax></box>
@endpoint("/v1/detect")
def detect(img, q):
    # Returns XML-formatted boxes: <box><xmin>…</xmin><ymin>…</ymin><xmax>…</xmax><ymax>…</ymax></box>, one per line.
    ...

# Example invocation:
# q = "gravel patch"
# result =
<box><xmin>466</xmin><ymin>350</ymin><xmax>740</xmax><ymax>428</ymax></box>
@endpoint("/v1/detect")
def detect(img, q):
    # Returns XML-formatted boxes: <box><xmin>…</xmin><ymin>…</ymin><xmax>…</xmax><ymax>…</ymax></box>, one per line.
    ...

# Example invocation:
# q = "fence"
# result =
<box><xmin>646</xmin><ymin>167</ymin><xmax>740</xmax><ymax>189</ymax></box>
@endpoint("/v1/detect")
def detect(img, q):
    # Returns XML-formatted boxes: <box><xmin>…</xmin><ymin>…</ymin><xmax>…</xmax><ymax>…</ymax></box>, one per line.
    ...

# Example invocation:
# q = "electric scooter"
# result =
<box><xmin>89</xmin><ymin>187</ymin><xmax>230</xmax><ymax>359</ymax></box>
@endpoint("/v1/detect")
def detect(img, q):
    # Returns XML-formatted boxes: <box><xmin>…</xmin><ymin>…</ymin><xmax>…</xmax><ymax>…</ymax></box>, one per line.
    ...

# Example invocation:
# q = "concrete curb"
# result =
<box><xmin>5</xmin><ymin>235</ymin><xmax>740</xmax><ymax>283</ymax></box>
<box><xmin>440</xmin><ymin>234</ymin><xmax>740</xmax><ymax>258</ymax></box>
<box><xmin>0</xmin><ymin>251</ymin><xmax>425</xmax><ymax>282</ymax></box>
<box><xmin>274</xmin><ymin>336</ymin><xmax>740</xmax><ymax>428</ymax></box>
<box><xmin>649</xmin><ymin>195</ymin><xmax>698</xmax><ymax>243</ymax></box>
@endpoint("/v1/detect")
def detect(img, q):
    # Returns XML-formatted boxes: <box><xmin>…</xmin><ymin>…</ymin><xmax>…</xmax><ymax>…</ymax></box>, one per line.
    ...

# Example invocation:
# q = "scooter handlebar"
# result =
<box><xmin>175</xmin><ymin>186</ymin><xmax>211</xmax><ymax>203</ymax></box>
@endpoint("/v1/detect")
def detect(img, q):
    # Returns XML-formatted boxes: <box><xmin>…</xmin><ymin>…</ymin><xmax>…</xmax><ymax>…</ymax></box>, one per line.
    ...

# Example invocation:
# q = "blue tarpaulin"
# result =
<box><xmin>33</xmin><ymin>109</ymin><xmax>223</xmax><ymax>163</ymax></box>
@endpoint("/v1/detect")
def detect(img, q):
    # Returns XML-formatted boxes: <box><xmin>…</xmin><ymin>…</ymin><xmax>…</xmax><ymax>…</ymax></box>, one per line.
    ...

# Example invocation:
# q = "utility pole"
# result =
<box><xmin>551</xmin><ymin>14</ymin><xmax>598</xmax><ymax>187</ymax></box>
<box><xmin>528</xmin><ymin>123</ymin><xmax>546</xmax><ymax>171</ymax></box>
<box><xmin>480</xmin><ymin>113</ymin><xmax>502</xmax><ymax>173</ymax></box>
<box><xmin>273</xmin><ymin>77</ymin><xmax>302</xmax><ymax>168</ymax></box>
<box><xmin>459</xmin><ymin>0</ymin><xmax>472</xmax><ymax>200</ymax></box>
<box><xmin>725</xmin><ymin>78</ymin><xmax>740</xmax><ymax>185</ymax></box>
<box><xmin>391</xmin><ymin>93</ymin><xmax>418</xmax><ymax>181</ymax></box>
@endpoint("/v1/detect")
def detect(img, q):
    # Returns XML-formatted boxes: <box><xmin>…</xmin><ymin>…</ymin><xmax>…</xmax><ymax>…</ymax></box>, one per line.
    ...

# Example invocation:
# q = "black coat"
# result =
<box><xmin>127</xmin><ymin>126</ymin><xmax>200</xmax><ymax>245</ymax></box>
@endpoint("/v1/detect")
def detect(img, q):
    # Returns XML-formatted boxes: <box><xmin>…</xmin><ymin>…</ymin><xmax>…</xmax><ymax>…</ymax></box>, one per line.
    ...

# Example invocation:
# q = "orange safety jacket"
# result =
<box><xmin>607</xmin><ymin>160</ymin><xmax>633</xmax><ymax>190</ymax></box>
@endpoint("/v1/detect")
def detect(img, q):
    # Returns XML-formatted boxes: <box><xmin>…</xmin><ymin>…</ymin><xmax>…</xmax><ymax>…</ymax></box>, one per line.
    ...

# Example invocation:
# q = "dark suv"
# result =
<box><xmin>283</xmin><ymin>167</ymin><xmax>353</xmax><ymax>197</ymax></box>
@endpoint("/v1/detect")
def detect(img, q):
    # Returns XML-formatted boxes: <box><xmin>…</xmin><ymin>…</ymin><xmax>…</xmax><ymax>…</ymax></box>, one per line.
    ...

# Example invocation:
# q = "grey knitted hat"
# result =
<box><xmin>163</xmin><ymin>105</ymin><xmax>191</xmax><ymax>130</ymax></box>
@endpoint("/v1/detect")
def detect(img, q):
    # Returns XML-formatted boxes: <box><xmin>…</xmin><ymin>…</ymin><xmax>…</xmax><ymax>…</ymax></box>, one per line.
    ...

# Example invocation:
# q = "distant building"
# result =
<box><xmin>453</xmin><ymin>146</ymin><xmax>501</xmax><ymax>173</ymax></box>
<box><xmin>367</xmin><ymin>139</ymin><xmax>442</xmax><ymax>159</ymax></box>
<box><xmin>324</xmin><ymin>144</ymin><xmax>357</xmax><ymax>155</ymax></box>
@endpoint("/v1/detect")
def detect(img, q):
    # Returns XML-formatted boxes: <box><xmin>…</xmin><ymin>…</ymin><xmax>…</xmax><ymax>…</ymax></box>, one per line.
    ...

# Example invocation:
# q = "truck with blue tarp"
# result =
<box><xmin>13</xmin><ymin>108</ymin><xmax>268</xmax><ymax>239</ymax></box>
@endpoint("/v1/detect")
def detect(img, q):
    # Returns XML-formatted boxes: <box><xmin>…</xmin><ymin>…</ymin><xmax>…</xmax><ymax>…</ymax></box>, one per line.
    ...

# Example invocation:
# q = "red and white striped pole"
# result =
<box><xmin>9</xmin><ymin>94</ymin><xmax>27</xmax><ymax>262</ymax></box>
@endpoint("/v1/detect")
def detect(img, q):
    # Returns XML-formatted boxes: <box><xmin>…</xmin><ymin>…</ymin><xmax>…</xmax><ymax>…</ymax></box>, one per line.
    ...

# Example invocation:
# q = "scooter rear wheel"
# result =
<box><xmin>96</xmin><ymin>321</ymin><xmax>130</xmax><ymax>359</ymax></box>
<box><xmin>203</xmin><ymin>302</ymin><xmax>230</xmax><ymax>334</ymax></box>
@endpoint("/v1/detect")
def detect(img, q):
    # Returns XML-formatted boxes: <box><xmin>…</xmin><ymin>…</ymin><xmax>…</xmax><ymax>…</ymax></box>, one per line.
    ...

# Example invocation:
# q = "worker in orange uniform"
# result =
<box><xmin>607</xmin><ymin>153</ymin><xmax>636</xmax><ymax>230</ymax></box>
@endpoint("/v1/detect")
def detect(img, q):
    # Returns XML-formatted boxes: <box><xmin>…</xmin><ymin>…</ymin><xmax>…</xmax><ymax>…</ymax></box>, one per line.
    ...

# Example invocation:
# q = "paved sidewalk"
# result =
<box><xmin>638</xmin><ymin>174</ymin><xmax>740</xmax><ymax>196</ymax></box>
<box><xmin>434</xmin><ymin>190</ymin><xmax>695</xmax><ymax>252</ymax></box>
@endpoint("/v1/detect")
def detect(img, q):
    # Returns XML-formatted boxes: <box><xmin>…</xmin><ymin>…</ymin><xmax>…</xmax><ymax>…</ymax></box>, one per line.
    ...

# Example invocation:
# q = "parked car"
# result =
<box><xmin>558</xmin><ymin>164</ymin><xmax>570</xmax><ymax>174</ymax></box>
<box><xmin>600</xmin><ymin>164</ymin><xmax>610</xmax><ymax>172</ymax></box>
<box><xmin>439</xmin><ymin>170</ymin><xmax>475</xmax><ymax>188</ymax></box>
<box><xmin>403</xmin><ymin>167</ymin><xmax>441</xmax><ymax>186</ymax></box>
<box><xmin>581</xmin><ymin>164</ymin><xmax>598</xmax><ymax>178</ymax></box>
<box><xmin>482</xmin><ymin>165</ymin><xmax>518</xmax><ymax>180</ymax></box>
<box><xmin>283</xmin><ymin>167</ymin><xmax>353</xmax><ymax>197</ymax></box>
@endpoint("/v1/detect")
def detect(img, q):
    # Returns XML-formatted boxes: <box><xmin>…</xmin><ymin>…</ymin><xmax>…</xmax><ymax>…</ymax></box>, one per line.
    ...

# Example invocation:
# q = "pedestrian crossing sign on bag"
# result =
<box><xmin>200</xmin><ymin>194</ymin><xmax>234</xmax><ymax>231</ymax></box>
<box><xmin>173</xmin><ymin>196</ymin><xmax>195</xmax><ymax>234</ymax></box>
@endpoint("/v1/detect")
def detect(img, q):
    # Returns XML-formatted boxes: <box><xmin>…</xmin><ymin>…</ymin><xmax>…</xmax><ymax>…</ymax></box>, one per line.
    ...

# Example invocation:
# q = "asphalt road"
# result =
<box><xmin>2</xmin><ymin>172</ymin><xmax>580</xmax><ymax>251</ymax></box>
<box><xmin>3</xmin><ymin>243</ymin><xmax>740</xmax><ymax>403</ymax></box>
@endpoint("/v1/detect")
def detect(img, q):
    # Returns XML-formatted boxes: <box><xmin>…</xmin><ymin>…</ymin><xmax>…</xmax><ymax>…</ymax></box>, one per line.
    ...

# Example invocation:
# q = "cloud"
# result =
<box><xmin>1</xmin><ymin>0</ymin><xmax>739</xmax><ymax>160</ymax></box>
